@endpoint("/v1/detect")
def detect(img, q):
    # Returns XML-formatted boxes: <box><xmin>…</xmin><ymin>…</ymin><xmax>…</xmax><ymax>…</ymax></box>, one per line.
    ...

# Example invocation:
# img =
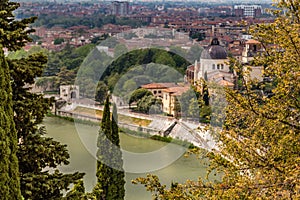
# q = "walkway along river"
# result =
<box><xmin>57</xmin><ymin>102</ymin><xmax>216</xmax><ymax>150</ymax></box>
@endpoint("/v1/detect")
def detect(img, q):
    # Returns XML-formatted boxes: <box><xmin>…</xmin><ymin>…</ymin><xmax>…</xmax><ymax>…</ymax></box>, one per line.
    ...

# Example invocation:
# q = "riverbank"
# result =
<box><xmin>53</xmin><ymin>103</ymin><xmax>215</xmax><ymax>150</ymax></box>
<box><xmin>47</xmin><ymin>113</ymin><xmax>200</xmax><ymax>150</ymax></box>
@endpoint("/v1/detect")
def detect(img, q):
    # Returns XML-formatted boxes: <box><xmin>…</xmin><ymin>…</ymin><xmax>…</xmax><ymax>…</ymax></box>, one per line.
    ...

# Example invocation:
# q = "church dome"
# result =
<box><xmin>200</xmin><ymin>38</ymin><xmax>228</xmax><ymax>59</ymax></box>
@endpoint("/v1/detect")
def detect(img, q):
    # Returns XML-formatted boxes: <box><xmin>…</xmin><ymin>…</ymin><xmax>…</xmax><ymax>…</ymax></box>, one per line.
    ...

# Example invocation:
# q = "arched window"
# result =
<box><xmin>221</xmin><ymin>64</ymin><xmax>224</xmax><ymax>70</ymax></box>
<box><xmin>217</xmin><ymin>64</ymin><xmax>220</xmax><ymax>70</ymax></box>
<box><xmin>212</xmin><ymin>64</ymin><xmax>215</xmax><ymax>70</ymax></box>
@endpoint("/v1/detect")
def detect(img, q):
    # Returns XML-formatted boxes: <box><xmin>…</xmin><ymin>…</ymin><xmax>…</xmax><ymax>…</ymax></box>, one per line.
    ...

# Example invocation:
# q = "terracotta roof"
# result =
<box><xmin>187</xmin><ymin>65</ymin><xmax>195</xmax><ymax>71</ymax></box>
<box><xmin>163</xmin><ymin>86</ymin><xmax>190</xmax><ymax>96</ymax></box>
<box><xmin>141</xmin><ymin>82</ymin><xmax>177</xmax><ymax>89</ymax></box>
<box><xmin>246</xmin><ymin>39</ymin><xmax>261</xmax><ymax>44</ymax></box>
<box><xmin>218</xmin><ymin>79</ymin><xmax>234</xmax><ymax>87</ymax></box>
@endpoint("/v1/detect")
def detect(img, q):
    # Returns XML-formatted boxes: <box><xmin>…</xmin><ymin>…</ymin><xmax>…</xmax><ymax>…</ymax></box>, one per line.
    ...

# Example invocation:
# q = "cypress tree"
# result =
<box><xmin>110</xmin><ymin>103</ymin><xmax>125</xmax><ymax>199</ymax></box>
<box><xmin>0</xmin><ymin>0</ymin><xmax>36</xmax><ymax>196</ymax></box>
<box><xmin>93</xmin><ymin>97</ymin><xmax>125</xmax><ymax>199</ymax></box>
<box><xmin>0</xmin><ymin>1</ymin><xmax>35</xmax><ymax>197</ymax></box>
<box><xmin>0</xmin><ymin>46</ymin><xmax>22</xmax><ymax>200</ymax></box>
<box><xmin>202</xmin><ymin>80</ymin><xmax>210</xmax><ymax>106</ymax></box>
<box><xmin>94</xmin><ymin>96</ymin><xmax>113</xmax><ymax>199</ymax></box>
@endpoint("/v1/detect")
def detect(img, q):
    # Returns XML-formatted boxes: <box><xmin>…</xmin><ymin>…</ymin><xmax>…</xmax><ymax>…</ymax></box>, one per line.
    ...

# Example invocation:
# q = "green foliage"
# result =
<box><xmin>0</xmin><ymin>0</ymin><xmax>36</xmax><ymax>51</ymax></box>
<box><xmin>100</xmin><ymin>37</ymin><xmax>118</xmax><ymax>48</ymax></box>
<box><xmin>64</xmin><ymin>180</ymin><xmax>87</xmax><ymax>200</ymax></box>
<box><xmin>56</xmin><ymin>66</ymin><xmax>76</xmax><ymax>86</ymax></box>
<box><xmin>77</xmin><ymin>47</ymin><xmax>189</xmax><ymax>102</ymax></box>
<box><xmin>93</xmin><ymin>98</ymin><xmax>125</xmax><ymax>199</ymax></box>
<box><xmin>134</xmin><ymin>1</ymin><xmax>300</xmax><ymax>199</ymax></box>
<box><xmin>136</xmin><ymin>95</ymin><xmax>162</xmax><ymax>114</ymax></box>
<box><xmin>35</xmin><ymin>76</ymin><xmax>56</xmax><ymax>91</ymax></box>
<box><xmin>169</xmin><ymin>46</ymin><xmax>187</xmax><ymax>59</ymax></box>
<box><xmin>44</xmin><ymin>43</ymin><xmax>95</xmax><ymax>77</ymax></box>
<box><xmin>54</xmin><ymin>38</ymin><xmax>65</xmax><ymax>45</ymax></box>
<box><xmin>1</xmin><ymin>2</ymin><xmax>85</xmax><ymax>199</ymax></box>
<box><xmin>0</xmin><ymin>46</ymin><xmax>22</xmax><ymax>200</ymax></box>
<box><xmin>179</xmin><ymin>88</ymin><xmax>199</xmax><ymax>118</ymax></box>
<box><xmin>129</xmin><ymin>88</ymin><xmax>153</xmax><ymax>106</ymax></box>
<box><xmin>102</xmin><ymin>48</ymin><xmax>190</xmax><ymax>81</ymax></box>
<box><xmin>9</xmin><ymin>53</ymin><xmax>85</xmax><ymax>199</ymax></box>
<box><xmin>189</xmin><ymin>32</ymin><xmax>206</xmax><ymax>41</ymax></box>
<box><xmin>95</xmin><ymin>81</ymin><xmax>108</xmax><ymax>103</ymax></box>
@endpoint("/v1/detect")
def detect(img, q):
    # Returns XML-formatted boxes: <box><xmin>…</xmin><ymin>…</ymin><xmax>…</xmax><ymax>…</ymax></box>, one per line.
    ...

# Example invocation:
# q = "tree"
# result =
<box><xmin>93</xmin><ymin>97</ymin><xmax>125</xmax><ymax>199</ymax></box>
<box><xmin>199</xmin><ymin>80</ymin><xmax>211</xmax><ymax>123</ymax></box>
<box><xmin>0</xmin><ymin>46</ymin><xmax>22</xmax><ymax>200</ymax></box>
<box><xmin>0</xmin><ymin>1</ymin><xmax>36</xmax><ymax>52</ymax></box>
<box><xmin>9</xmin><ymin>53</ymin><xmax>85</xmax><ymax>200</ymax></box>
<box><xmin>0</xmin><ymin>0</ymin><xmax>37</xmax><ymax>198</ymax></box>
<box><xmin>110</xmin><ymin>103</ymin><xmax>126</xmax><ymax>199</ymax></box>
<box><xmin>129</xmin><ymin>88</ymin><xmax>152</xmax><ymax>107</ymax></box>
<box><xmin>154</xmin><ymin>51</ymin><xmax>176</xmax><ymax>68</ymax></box>
<box><xmin>179</xmin><ymin>88</ymin><xmax>199</xmax><ymax>118</ymax></box>
<box><xmin>134</xmin><ymin>1</ymin><xmax>300</xmax><ymax>199</ymax></box>
<box><xmin>95</xmin><ymin>81</ymin><xmax>108</xmax><ymax>103</ymax></box>
<box><xmin>1</xmin><ymin>1</ymin><xmax>84</xmax><ymax>199</ymax></box>
<box><xmin>54</xmin><ymin>38</ymin><xmax>64</xmax><ymax>45</ymax></box>
<box><xmin>56</xmin><ymin>66</ymin><xmax>76</xmax><ymax>87</ymax></box>
<box><xmin>188</xmin><ymin>99</ymin><xmax>199</xmax><ymax>118</ymax></box>
<box><xmin>136</xmin><ymin>95</ymin><xmax>162</xmax><ymax>114</ymax></box>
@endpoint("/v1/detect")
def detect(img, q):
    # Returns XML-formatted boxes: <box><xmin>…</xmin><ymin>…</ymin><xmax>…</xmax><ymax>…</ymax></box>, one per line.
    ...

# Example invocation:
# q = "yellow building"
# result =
<box><xmin>162</xmin><ymin>86</ymin><xmax>190</xmax><ymax>117</ymax></box>
<box><xmin>141</xmin><ymin>82</ymin><xmax>177</xmax><ymax>99</ymax></box>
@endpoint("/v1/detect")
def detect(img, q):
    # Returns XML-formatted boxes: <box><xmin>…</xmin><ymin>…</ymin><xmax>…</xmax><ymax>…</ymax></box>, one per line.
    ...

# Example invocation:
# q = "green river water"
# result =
<box><xmin>43</xmin><ymin>117</ymin><xmax>213</xmax><ymax>199</ymax></box>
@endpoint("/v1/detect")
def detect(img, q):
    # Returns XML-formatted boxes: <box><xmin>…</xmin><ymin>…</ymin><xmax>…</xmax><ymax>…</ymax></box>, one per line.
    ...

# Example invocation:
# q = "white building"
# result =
<box><xmin>60</xmin><ymin>85</ymin><xmax>79</xmax><ymax>102</ymax></box>
<box><xmin>234</xmin><ymin>5</ymin><xmax>262</xmax><ymax>18</ymax></box>
<box><xmin>186</xmin><ymin>38</ymin><xmax>234</xmax><ymax>88</ymax></box>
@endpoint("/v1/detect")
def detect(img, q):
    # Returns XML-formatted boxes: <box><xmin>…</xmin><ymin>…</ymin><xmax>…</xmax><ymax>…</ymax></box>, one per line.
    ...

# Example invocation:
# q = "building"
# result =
<box><xmin>141</xmin><ymin>83</ymin><xmax>177</xmax><ymax>99</ymax></box>
<box><xmin>242</xmin><ymin>39</ymin><xmax>263</xmax><ymax>64</ymax></box>
<box><xmin>60</xmin><ymin>85</ymin><xmax>79</xmax><ymax>102</ymax></box>
<box><xmin>140</xmin><ymin>83</ymin><xmax>190</xmax><ymax>117</ymax></box>
<box><xmin>162</xmin><ymin>86</ymin><xmax>190</xmax><ymax>116</ymax></box>
<box><xmin>234</xmin><ymin>5</ymin><xmax>262</xmax><ymax>18</ymax></box>
<box><xmin>186</xmin><ymin>38</ymin><xmax>233</xmax><ymax>86</ymax></box>
<box><xmin>112</xmin><ymin>1</ymin><xmax>130</xmax><ymax>16</ymax></box>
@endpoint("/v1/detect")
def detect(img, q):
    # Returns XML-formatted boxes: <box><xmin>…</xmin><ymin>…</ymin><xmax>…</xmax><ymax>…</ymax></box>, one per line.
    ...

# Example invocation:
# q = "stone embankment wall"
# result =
<box><xmin>57</xmin><ymin>110</ymin><xmax>158</xmax><ymax>135</ymax></box>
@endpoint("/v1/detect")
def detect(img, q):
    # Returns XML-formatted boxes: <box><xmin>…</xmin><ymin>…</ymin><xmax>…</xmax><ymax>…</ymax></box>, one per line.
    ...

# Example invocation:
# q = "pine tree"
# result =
<box><xmin>9</xmin><ymin>53</ymin><xmax>84</xmax><ymax>200</ymax></box>
<box><xmin>0</xmin><ymin>46</ymin><xmax>22</xmax><ymax>200</ymax></box>
<box><xmin>0</xmin><ymin>1</ymin><xmax>36</xmax><ymax>51</ymax></box>
<box><xmin>93</xmin><ymin>97</ymin><xmax>125</xmax><ymax>200</ymax></box>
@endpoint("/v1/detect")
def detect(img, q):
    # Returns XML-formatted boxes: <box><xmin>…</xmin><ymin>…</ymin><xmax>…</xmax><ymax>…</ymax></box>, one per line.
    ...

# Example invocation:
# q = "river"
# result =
<box><xmin>43</xmin><ymin>117</ymin><xmax>213</xmax><ymax>199</ymax></box>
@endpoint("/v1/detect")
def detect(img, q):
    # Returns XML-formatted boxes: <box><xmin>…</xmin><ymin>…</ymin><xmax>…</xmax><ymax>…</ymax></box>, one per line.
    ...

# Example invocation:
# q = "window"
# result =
<box><xmin>153</xmin><ymin>90</ymin><xmax>157</xmax><ymax>94</ymax></box>
<box><xmin>212</xmin><ymin>64</ymin><xmax>215</xmax><ymax>69</ymax></box>
<box><xmin>221</xmin><ymin>64</ymin><xmax>224</xmax><ymax>70</ymax></box>
<box><xmin>217</xmin><ymin>64</ymin><xmax>220</xmax><ymax>70</ymax></box>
